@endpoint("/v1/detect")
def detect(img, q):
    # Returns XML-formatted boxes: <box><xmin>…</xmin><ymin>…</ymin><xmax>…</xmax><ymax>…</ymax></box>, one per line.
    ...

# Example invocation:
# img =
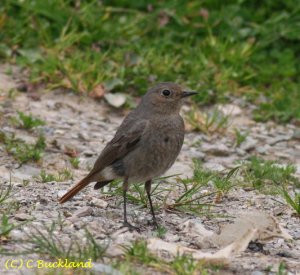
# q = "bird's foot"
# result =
<box><xmin>147</xmin><ymin>219</ymin><xmax>159</xmax><ymax>229</ymax></box>
<box><xmin>122</xmin><ymin>221</ymin><xmax>140</xmax><ymax>232</ymax></box>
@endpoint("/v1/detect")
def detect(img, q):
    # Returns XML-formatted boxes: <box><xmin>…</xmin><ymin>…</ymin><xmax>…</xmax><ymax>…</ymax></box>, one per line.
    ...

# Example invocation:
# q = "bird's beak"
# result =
<box><xmin>181</xmin><ymin>91</ymin><xmax>198</xmax><ymax>98</ymax></box>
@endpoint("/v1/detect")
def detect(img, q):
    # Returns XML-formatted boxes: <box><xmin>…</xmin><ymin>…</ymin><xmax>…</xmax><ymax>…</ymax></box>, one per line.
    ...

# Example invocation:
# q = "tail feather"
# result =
<box><xmin>59</xmin><ymin>177</ymin><xmax>91</xmax><ymax>204</ymax></box>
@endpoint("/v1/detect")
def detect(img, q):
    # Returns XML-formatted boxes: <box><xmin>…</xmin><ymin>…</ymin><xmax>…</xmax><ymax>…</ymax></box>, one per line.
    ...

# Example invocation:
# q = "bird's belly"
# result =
<box><xmin>123</xmin><ymin>132</ymin><xmax>184</xmax><ymax>183</ymax></box>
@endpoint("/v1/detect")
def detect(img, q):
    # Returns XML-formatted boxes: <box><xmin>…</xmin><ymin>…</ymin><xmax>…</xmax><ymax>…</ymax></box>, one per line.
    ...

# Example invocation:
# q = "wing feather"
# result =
<box><xmin>87</xmin><ymin>119</ymin><xmax>149</xmax><ymax>179</ymax></box>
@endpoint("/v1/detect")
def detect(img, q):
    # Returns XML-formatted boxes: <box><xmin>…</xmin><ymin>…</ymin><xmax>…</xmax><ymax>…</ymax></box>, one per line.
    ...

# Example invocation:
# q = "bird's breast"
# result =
<box><xmin>123</xmin><ymin>116</ymin><xmax>185</xmax><ymax>182</ymax></box>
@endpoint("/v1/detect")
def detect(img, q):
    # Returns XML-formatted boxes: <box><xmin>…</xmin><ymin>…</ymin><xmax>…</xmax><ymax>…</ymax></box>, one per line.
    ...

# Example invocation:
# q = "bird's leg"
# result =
<box><xmin>145</xmin><ymin>180</ymin><xmax>158</xmax><ymax>228</ymax></box>
<box><xmin>122</xmin><ymin>178</ymin><xmax>139</xmax><ymax>231</ymax></box>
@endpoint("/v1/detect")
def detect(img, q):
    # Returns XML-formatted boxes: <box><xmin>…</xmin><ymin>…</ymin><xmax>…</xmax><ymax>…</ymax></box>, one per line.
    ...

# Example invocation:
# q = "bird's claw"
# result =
<box><xmin>123</xmin><ymin>221</ymin><xmax>140</xmax><ymax>232</ymax></box>
<box><xmin>147</xmin><ymin>219</ymin><xmax>159</xmax><ymax>229</ymax></box>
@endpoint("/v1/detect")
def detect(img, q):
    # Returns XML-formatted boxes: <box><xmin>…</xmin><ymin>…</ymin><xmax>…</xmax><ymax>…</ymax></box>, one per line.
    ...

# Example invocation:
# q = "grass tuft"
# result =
<box><xmin>281</xmin><ymin>189</ymin><xmax>300</xmax><ymax>216</ymax></box>
<box><xmin>0</xmin><ymin>181</ymin><xmax>12</xmax><ymax>206</ymax></box>
<box><xmin>241</xmin><ymin>157</ymin><xmax>299</xmax><ymax>193</ymax></box>
<box><xmin>1</xmin><ymin>220</ymin><xmax>106</xmax><ymax>261</ymax></box>
<box><xmin>234</xmin><ymin>128</ymin><xmax>248</xmax><ymax>147</ymax></box>
<box><xmin>69</xmin><ymin>157</ymin><xmax>80</xmax><ymax>169</ymax></box>
<box><xmin>185</xmin><ymin>106</ymin><xmax>229</xmax><ymax>134</ymax></box>
<box><xmin>166</xmin><ymin>161</ymin><xmax>240</xmax><ymax>213</ymax></box>
<box><xmin>118</xmin><ymin>240</ymin><xmax>210</xmax><ymax>274</ymax></box>
<box><xmin>0</xmin><ymin>132</ymin><xmax>46</xmax><ymax>163</ymax></box>
<box><xmin>10</xmin><ymin>112</ymin><xmax>45</xmax><ymax>130</ymax></box>
<box><xmin>36</xmin><ymin>168</ymin><xmax>73</xmax><ymax>183</ymax></box>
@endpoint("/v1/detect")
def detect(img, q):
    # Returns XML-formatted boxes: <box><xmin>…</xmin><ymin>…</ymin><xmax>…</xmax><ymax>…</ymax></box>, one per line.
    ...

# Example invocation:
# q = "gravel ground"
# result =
<box><xmin>0</xmin><ymin>65</ymin><xmax>299</xmax><ymax>274</ymax></box>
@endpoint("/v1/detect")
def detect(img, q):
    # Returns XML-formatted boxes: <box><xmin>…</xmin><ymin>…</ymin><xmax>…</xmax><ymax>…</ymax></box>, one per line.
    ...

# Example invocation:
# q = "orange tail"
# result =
<box><xmin>59</xmin><ymin>176</ymin><xmax>91</xmax><ymax>204</ymax></box>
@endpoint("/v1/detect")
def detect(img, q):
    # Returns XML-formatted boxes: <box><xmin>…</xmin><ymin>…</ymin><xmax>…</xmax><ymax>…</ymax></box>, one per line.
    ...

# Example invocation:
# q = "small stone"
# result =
<box><xmin>240</xmin><ymin>136</ymin><xmax>257</xmax><ymax>151</ymax></box>
<box><xmin>73</xmin><ymin>206</ymin><xmax>93</xmax><ymax>218</ymax></box>
<box><xmin>58</xmin><ymin>190</ymin><xmax>67</xmax><ymax>198</ymax></box>
<box><xmin>202</xmin><ymin>143</ymin><xmax>231</xmax><ymax>156</ymax></box>
<box><xmin>236</xmin><ymin>148</ymin><xmax>246</xmax><ymax>156</ymax></box>
<box><xmin>256</xmin><ymin>145</ymin><xmax>269</xmax><ymax>154</ymax></box>
<box><xmin>16</xmin><ymin>82</ymin><xmax>28</xmax><ymax>92</ymax></box>
<box><xmin>292</xmin><ymin>129</ymin><xmax>300</xmax><ymax>140</ymax></box>
<box><xmin>111</xmin><ymin>228</ymin><xmax>130</xmax><ymax>239</ymax></box>
<box><xmin>78</xmin><ymin>132</ymin><xmax>89</xmax><ymax>141</ymax></box>
<box><xmin>269</xmin><ymin>135</ymin><xmax>291</xmax><ymax>145</ymax></box>
<box><xmin>202</xmin><ymin>162</ymin><xmax>225</xmax><ymax>172</ymax></box>
<box><xmin>217</xmin><ymin>104</ymin><xmax>242</xmax><ymax>116</ymax></box>
<box><xmin>15</xmin><ymin>213</ymin><xmax>33</xmax><ymax>221</ymax></box>
<box><xmin>63</xmin><ymin>210</ymin><xmax>73</xmax><ymax>218</ymax></box>
<box><xmin>111</xmin><ymin>230</ymin><xmax>140</xmax><ymax>245</ymax></box>
<box><xmin>189</xmin><ymin>148</ymin><xmax>205</xmax><ymax>159</ymax></box>
<box><xmin>164</xmin><ymin>233</ymin><xmax>180</xmax><ymax>242</ymax></box>
<box><xmin>89</xmin><ymin>198</ymin><xmax>108</xmax><ymax>209</ymax></box>
<box><xmin>83</xmin><ymin>150</ymin><xmax>96</xmax><ymax>157</ymax></box>
<box><xmin>273</xmin><ymin>207</ymin><xmax>284</xmax><ymax>216</ymax></box>
<box><xmin>10</xmin><ymin>230</ymin><xmax>26</xmax><ymax>240</ymax></box>
<box><xmin>105</xmin><ymin>245</ymin><xmax>124</xmax><ymax>257</ymax></box>
<box><xmin>180</xmin><ymin>219</ymin><xmax>213</xmax><ymax>238</ymax></box>
<box><xmin>104</xmin><ymin>93</ymin><xmax>126</xmax><ymax>108</ymax></box>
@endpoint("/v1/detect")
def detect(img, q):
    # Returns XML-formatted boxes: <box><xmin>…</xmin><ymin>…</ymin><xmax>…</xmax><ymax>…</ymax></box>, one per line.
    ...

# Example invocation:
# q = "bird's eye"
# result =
<box><xmin>161</xmin><ymin>89</ymin><xmax>171</xmax><ymax>97</ymax></box>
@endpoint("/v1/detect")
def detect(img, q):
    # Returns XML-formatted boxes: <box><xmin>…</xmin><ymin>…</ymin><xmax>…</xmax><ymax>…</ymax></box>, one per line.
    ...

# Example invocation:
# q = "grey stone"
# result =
<box><xmin>240</xmin><ymin>136</ymin><xmax>257</xmax><ymax>151</ymax></box>
<box><xmin>256</xmin><ymin>145</ymin><xmax>270</xmax><ymax>154</ymax></box>
<box><xmin>15</xmin><ymin>213</ymin><xmax>34</xmax><ymax>221</ymax></box>
<box><xmin>202</xmin><ymin>143</ymin><xmax>231</xmax><ymax>156</ymax></box>
<box><xmin>105</xmin><ymin>245</ymin><xmax>124</xmax><ymax>257</ymax></box>
<box><xmin>164</xmin><ymin>233</ymin><xmax>180</xmax><ymax>242</ymax></box>
<box><xmin>292</xmin><ymin>129</ymin><xmax>300</xmax><ymax>140</ymax></box>
<box><xmin>78</xmin><ymin>132</ymin><xmax>89</xmax><ymax>141</ymax></box>
<box><xmin>269</xmin><ymin>135</ymin><xmax>291</xmax><ymax>145</ymax></box>
<box><xmin>217</xmin><ymin>104</ymin><xmax>242</xmax><ymax>116</ymax></box>
<box><xmin>202</xmin><ymin>162</ymin><xmax>225</xmax><ymax>172</ymax></box>
<box><xmin>89</xmin><ymin>198</ymin><xmax>108</xmax><ymax>209</ymax></box>
<box><xmin>58</xmin><ymin>190</ymin><xmax>67</xmax><ymax>198</ymax></box>
<box><xmin>73</xmin><ymin>206</ymin><xmax>93</xmax><ymax>218</ymax></box>
<box><xmin>236</xmin><ymin>148</ymin><xmax>246</xmax><ymax>156</ymax></box>
<box><xmin>10</xmin><ymin>230</ymin><xmax>26</xmax><ymax>240</ymax></box>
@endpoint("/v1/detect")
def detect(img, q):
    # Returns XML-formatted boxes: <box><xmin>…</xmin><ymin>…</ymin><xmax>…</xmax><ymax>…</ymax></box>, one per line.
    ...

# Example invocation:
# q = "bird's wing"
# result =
<box><xmin>58</xmin><ymin>118</ymin><xmax>148</xmax><ymax>204</ymax></box>
<box><xmin>87</xmin><ymin>119</ymin><xmax>149</xmax><ymax>179</ymax></box>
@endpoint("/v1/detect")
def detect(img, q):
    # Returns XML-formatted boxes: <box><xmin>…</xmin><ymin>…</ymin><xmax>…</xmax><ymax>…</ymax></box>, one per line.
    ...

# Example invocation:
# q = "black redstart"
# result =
<box><xmin>59</xmin><ymin>82</ymin><xmax>197</xmax><ymax>229</ymax></box>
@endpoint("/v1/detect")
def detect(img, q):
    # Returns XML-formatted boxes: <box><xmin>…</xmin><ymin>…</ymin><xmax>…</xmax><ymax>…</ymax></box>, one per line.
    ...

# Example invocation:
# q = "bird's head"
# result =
<box><xmin>141</xmin><ymin>82</ymin><xmax>197</xmax><ymax>115</ymax></box>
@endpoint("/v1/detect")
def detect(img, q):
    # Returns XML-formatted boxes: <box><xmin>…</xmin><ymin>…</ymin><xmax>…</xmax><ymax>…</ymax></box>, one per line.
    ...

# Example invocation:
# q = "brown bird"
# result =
<box><xmin>59</xmin><ymin>82</ymin><xmax>197</xmax><ymax>229</ymax></box>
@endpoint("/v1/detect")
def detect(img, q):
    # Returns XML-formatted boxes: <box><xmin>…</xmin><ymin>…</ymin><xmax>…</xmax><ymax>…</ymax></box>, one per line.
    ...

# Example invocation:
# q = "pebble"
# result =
<box><xmin>255</xmin><ymin>145</ymin><xmax>270</xmax><ymax>154</ymax></box>
<box><xmin>202</xmin><ymin>143</ymin><xmax>231</xmax><ymax>156</ymax></box>
<box><xmin>9</xmin><ymin>230</ymin><xmax>26</xmax><ymax>240</ymax></box>
<box><xmin>164</xmin><ymin>233</ymin><xmax>180</xmax><ymax>242</ymax></box>
<box><xmin>236</xmin><ymin>148</ymin><xmax>246</xmax><ymax>156</ymax></box>
<box><xmin>217</xmin><ymin>104</ymin><xmax>242</xmax><ymax>116</ymax></box>
<box><xmin>73</xmin><ymin>206</ymin><xmax>93</xmax><ymax>218</ymax></box>
<box><xmin>269</xmin><ymin>135</ymin><xmax>291</xmax><ymax>145</ymax></box>
<box><xmin>202</xmin><ymin>162</ymin><xmax>225</xmax><ymax>172</ymax></box>
<box><xmin>57</xmin><ymin>190</ymin><xmax>67</xmax><ymax>198</ymax></box>
<box><xmin>89</xmin><ymin>198</ymin><xmax>108</xmax><ymax>208</ymax></box>
<box><xmin>83</xmin><ymin>150</ymin><xmax>96</xmax><ymax>156</ymax></box>
<box><xmin>14</xmin><ymin>213</ymin><xmax>34</xmax><ymax>221</ymax></box>
<box><xmin>240</xmin><ymin>136</ymin><xmax>258</xmax><ymax>151</ymax></box>
<box><xmin>292</xmin><ymin>129</ymin><xmax>300</xmax><ymax>140</ymax></box>
<box><xmin>78</xmin><ymin>132</ymin><xmax>89</xmax><ymax>141</ymax></box>
<box><xmin>105</xmin><ymin>245</ymin><xmax>124</xmax><ymax>257</ymax></box>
